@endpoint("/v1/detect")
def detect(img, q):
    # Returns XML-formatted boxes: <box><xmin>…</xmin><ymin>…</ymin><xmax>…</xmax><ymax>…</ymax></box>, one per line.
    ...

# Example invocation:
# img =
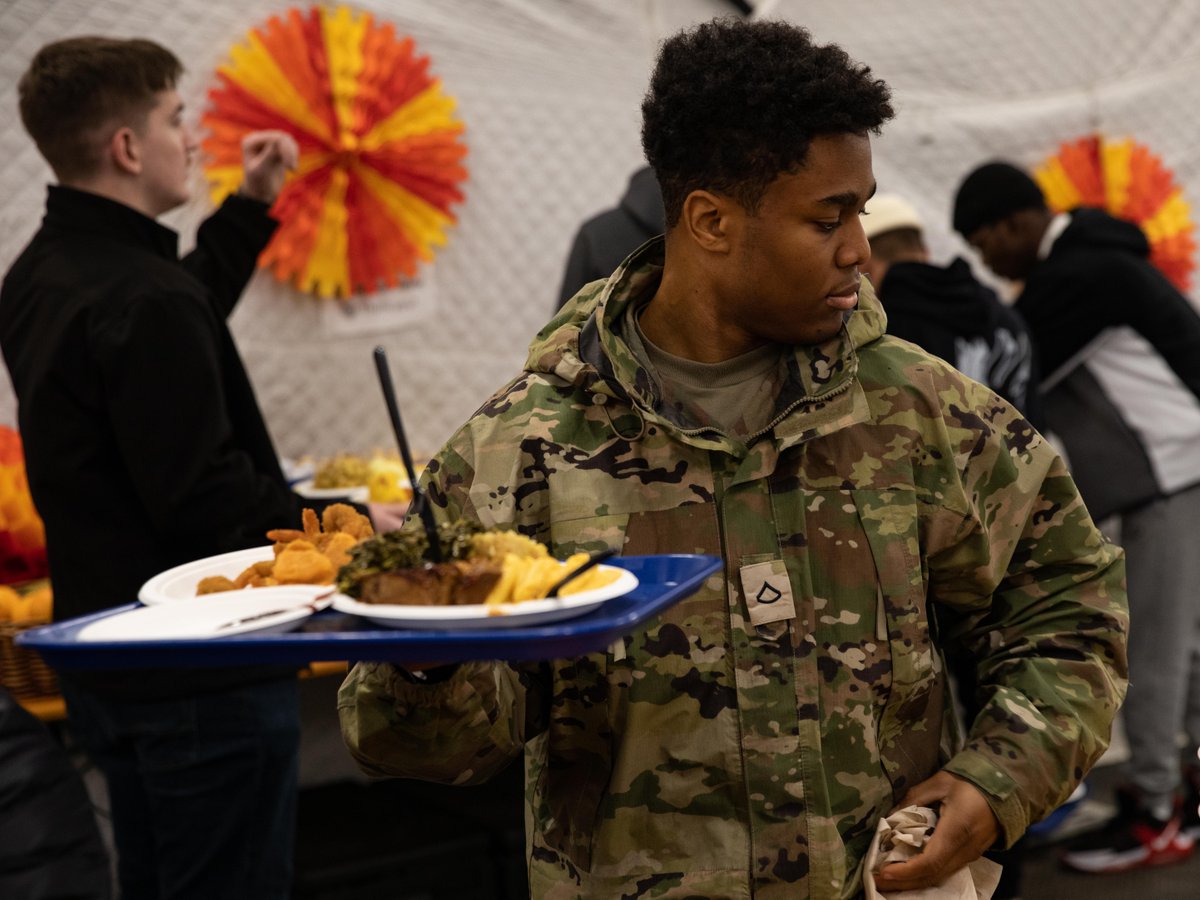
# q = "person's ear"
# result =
<box><xmin>109</xmin><ymin>126</ymin><xmax>142</xmax><ymax>176</ymax></box>
<box><xmin>680</xmin><ymin>189</ymin><xmax>735</xmax><ymax>254</ymax></box>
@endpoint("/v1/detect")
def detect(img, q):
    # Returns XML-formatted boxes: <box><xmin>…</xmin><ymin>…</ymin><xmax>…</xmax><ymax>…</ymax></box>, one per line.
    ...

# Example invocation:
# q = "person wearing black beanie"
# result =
<box><xmin>952</xmin><ymin>162</ymin><xmax>1050</xmax><ymax>280</ymax></box>
<box><xmin>952</xmin><ymin>158</ymin><xmax>1200</xmax><ymax>875</ymax></box>
<box><xmin>952</xmin><ymin>162</ymin><xmax>1047</xmax><ymax>238</ymax></box>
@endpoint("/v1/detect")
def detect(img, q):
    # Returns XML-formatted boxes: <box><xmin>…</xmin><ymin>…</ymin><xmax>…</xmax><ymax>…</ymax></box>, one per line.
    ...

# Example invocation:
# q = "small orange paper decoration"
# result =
<box><xmin>0</xmin><ymin>427</ymin><xmax>47</xmax><ymax>585</ymax></box>
<box><xmin>1034</xmin><ymin>135</ymin><xmax>1195</xmax><ymax>292</ymax></box>
<box><xmin>202</xmin><ymin>5</ymin><xmax>468</xmax><ymax>298</ymax></box>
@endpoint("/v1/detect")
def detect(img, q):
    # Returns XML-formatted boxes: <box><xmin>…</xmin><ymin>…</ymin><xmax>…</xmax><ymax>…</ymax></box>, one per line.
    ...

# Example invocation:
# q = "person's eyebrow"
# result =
<box><xmin>816</xmin><ymin>182</ymin><xmax>878</xmax><ymax>208</ymax></box>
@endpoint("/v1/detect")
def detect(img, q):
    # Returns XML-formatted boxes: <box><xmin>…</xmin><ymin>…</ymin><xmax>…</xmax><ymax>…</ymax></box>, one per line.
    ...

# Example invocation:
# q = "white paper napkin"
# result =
<box><xmin>862</xmin><ymin>805</ymin><xmax>1002</xmax><ymax>900</ymax></box>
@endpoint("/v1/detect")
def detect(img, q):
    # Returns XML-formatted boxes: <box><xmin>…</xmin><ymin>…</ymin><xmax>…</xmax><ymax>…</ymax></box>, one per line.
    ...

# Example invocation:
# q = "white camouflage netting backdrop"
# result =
<box><xmin>2</xmin><ymin>0</ymin><xmax>1200</xmax><ymax>459</ymax></box>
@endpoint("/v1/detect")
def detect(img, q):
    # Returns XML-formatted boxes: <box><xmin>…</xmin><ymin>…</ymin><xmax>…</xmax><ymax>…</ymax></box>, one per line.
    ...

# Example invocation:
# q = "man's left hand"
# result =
<box><xmin>871</xmin><ymin>771</ymin><xmax>1000</xmax><ymax>893</ymax></box>
<box><xmin>239</xmin><ymin>130</ymin><xmax>299</xmax><ymax>204</ymax></box>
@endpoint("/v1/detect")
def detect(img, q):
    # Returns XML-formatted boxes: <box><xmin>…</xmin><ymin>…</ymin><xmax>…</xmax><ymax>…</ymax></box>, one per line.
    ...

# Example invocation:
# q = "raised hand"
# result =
<box><xmin>239</xmin><ymin>130</ymin><xmax>299</xmax><ymax>204</ymax></box>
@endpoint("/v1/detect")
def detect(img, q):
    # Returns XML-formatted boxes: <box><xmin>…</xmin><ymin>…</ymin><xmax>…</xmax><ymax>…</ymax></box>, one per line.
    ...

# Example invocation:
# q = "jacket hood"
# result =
<box><xmin>878</xmin><ymin>257</ymin><xmax>1003</xmax><ymax>339</ymax></box>
<box><xmin>1054</xmin><ymin>207</ymin><xmax>1151</xmax><ymax>258</ymax></box>
<box><xmin>618</xmin><ymin>167</ymin><xmax>665</xmax><ymax>236</ymax></box>
<box><xmin>526</xmin><ymin>237</ymin><xmax>886</xmax><ymax>446</ymax></box>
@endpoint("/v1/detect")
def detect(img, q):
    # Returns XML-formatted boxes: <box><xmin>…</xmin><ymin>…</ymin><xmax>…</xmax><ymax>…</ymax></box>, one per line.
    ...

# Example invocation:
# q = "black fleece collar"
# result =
<box><xmin>43</xmin><ymin>185</ymin><xmax>179</xmax><ymax>261</ymax></box>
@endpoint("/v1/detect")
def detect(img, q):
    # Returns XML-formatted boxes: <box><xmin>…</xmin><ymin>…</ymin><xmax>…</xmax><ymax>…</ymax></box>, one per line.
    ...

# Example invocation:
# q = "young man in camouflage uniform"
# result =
<box><xmin>340</xmin><ymin>20</ymin><xmax>1128</xmax><ymax>898</ymax></box>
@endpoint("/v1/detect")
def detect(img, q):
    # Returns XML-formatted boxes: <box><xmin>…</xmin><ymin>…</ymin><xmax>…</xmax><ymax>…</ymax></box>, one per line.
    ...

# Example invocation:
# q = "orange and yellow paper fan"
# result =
<box><xmin>1035</xmin><ymin>135</ymin><xmax>1195</xmax><ymax>292</ymax></box>
<box><xmin>202</xmin><ymin>5</ymin><xmax>468</xmax><ymax>299</ymax></box>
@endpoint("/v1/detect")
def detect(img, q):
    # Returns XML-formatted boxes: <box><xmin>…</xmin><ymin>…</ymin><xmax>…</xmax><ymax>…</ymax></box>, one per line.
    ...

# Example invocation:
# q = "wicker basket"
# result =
<box><xmin>0</xmin><ymin>620</ymin><xmax>58</xmax><ymax>701</ymax></box>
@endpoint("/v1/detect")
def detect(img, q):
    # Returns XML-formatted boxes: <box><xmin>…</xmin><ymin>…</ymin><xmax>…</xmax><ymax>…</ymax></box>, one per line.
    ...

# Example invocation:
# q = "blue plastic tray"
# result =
<box><xmin>18</xmin><ymin>554</ymin><xmax>721</xmax><ymax>670</ymax></box>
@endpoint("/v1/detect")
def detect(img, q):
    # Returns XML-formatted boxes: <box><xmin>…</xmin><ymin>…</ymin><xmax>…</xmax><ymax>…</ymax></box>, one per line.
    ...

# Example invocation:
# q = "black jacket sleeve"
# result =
<box><xmin>180</xmin><ymin>194</ymin><xmax>278</xmax><ymax>320</ymax></box>
<box><xmin>1021</xmin><ymin>251</ymin><xmax>1200</xmax><ymax>402</ymax></box>
<box><xmin>1117</xmin><ymin>259</ymin><xmax>1200</xmax><ymax>401</ymax></box>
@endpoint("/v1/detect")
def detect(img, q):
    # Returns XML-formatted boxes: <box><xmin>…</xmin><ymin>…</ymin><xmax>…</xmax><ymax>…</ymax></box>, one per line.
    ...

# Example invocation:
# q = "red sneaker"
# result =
<box><xmin>1059</xmin><ymin>787</ymin><xmax>1194</xmax><ymax>874</ymax></box>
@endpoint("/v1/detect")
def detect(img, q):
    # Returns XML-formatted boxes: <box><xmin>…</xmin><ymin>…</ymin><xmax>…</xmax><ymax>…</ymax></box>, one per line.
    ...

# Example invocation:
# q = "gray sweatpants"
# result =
<box><xmin>1120</xmin><ymin>482</ymin><xmax>1200</xmax><ymax>809</ymax></box>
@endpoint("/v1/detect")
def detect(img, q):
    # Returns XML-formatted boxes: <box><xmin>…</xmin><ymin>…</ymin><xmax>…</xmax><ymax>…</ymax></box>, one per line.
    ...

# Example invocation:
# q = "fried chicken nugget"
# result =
<box><xmin>234</xmin><ymin>560</ymin><xmax>276</xmax><ymax>588</ymax></box>
<box><xmin>321</xmin><ymin>531</ymin><xmax>359</xmax><ymax>570</ymax></box>
<box><xmin>273</xmin><ymin>539</ymin><xmax>335</xmax><ymax>585</ymax></box>
<box><xmin>321</xmin><ymin>503</ymin><xmax>374</xmax><ymax>540</ymax></box>
<box><xmin>197</xmin><ymin>575</ymin><xmax>238</xmax><ymax>595</ymax></box>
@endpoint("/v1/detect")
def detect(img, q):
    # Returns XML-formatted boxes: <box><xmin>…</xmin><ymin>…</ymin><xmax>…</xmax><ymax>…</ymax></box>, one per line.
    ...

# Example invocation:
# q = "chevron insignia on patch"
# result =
<box><xmin>739</xmin><ymin>559</ymin><xmax>796</xmax><ymax>626</ymax></box>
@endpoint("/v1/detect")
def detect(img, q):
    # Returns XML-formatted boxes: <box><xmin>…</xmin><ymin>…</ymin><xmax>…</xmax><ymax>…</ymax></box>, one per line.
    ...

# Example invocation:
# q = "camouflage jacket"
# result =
<box><xmin>339</xmin><ymin>240</ymin><xmax>1128</xmax><ymax>899</ymax></box>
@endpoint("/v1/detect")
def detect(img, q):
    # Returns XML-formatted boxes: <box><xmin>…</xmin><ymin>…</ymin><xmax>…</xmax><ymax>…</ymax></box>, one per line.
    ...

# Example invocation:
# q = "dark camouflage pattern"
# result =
<box><xmin>339</xmin><ymin>239</ymin><xmax>1128</xmax><ymax>899</ymax></box>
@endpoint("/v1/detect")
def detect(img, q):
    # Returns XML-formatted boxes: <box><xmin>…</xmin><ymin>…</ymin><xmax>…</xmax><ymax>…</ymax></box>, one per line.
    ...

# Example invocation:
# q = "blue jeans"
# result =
<box><xmin>62</xmin><ymin>678</ymin><xmax>299</xmax><ymax>900</ymax></box>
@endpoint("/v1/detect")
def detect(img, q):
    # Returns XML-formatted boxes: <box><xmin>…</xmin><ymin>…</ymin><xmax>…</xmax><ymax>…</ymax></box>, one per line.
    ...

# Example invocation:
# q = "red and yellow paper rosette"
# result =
<box><xmin>1035</xmin><ymin>135</ymin><xmax>1195</xmax><ymax>292</ymax></box>
<box><xmin>0</xmin><ymin>427</ymin><xmax>47</xmax><ymax>586</ymax></box>
<box><xmin>202</xmin><ymin>5</ymin><xmax>468</xmax><ymax>299</ymax></box>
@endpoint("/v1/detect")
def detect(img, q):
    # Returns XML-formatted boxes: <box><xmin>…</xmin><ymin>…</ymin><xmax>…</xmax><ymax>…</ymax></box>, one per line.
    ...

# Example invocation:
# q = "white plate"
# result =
<box><xmin>137</xmin><ymin>546</ymin><xmax>333</xmax><ymax>606</ymax></box>
<box><xmin>79</xmin><ymin>587</ymin><xmax>334</xmax><ymax>642</ymax></box>
<box><xmin>331</xmin><ymin>565</ymin><xmax>638</xmax><ymax>629</ymax></box>
<box><xmin>280</xmin><ymin>456</ymin><xmax>315</xmax><ymax>486</ymax></box>
<box><xmin>293</xmin><ymin>478</ymin><xmax>370</xmax><ymax>504</ymax></box>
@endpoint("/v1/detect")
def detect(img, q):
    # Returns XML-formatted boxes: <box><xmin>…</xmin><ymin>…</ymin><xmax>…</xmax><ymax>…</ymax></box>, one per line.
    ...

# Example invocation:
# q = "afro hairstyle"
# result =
<box><xmin>641</xmin><ymin>18</ymin><xmax>894</xmax><ymax>227</ymax></box>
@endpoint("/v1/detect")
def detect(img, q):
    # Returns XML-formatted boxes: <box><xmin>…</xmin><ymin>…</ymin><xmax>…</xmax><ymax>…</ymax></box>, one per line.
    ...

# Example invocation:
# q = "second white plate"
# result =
<box><xmin>79</xmin><ymin>587</ymin><xmax>334</xmax><ymax>641</ymax></box>
<box><xmin>293</xmin><ymin>479</ymin><xmax>370</xmax><ymax>504</ymax></box>
<box><xmin>138</xmin><ymin>546</ymin><xmax>330</xmax><ymax>606</ymax></box>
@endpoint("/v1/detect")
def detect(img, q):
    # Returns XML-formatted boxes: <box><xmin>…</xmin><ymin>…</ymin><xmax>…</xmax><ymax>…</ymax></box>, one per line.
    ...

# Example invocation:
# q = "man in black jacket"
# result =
<box><xmin>954</xmin><ymin>161</ymin><xmax>1200</xmax><ymax>873</ymax></box>
<box><xmin>0</xmin><ymin>37</ymin><xmax>303</xmax><ymax>898</ymax></box>
<box><xmin>862</xmin><ymin>192</ymin><xmax>1038</xmax><ymax>423</ymax></box>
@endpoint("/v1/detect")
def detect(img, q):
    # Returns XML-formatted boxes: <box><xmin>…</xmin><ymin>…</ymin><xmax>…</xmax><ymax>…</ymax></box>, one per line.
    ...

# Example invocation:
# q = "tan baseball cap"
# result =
<box><xmin>863</xmin><ymin>193</ymin><xmax>924</xmax><ymax>240</ymax></box>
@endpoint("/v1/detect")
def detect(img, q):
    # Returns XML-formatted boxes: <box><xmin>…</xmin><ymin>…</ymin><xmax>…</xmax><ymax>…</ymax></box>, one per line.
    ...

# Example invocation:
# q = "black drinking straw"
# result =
<box><xmin>545</xmin><ymin>547</ymin><xmax>618</xmax><ymax>598</ymax></box>
<box><xmin>373</xmin><ymin>346</ymin><xmax>442</xmax><ymax>562</ymax></box>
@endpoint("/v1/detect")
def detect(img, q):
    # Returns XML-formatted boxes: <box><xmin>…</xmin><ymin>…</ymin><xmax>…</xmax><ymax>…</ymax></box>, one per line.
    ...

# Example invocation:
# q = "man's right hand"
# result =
<box><xmin>872</xmin><ymin>771</ymin><xmax>1000</xmax><ymax>893</ymax></box>
<box><xmin>239</xmin><ymin>130</ymin><xmax>299</xmax><ymax>204</ymax></box>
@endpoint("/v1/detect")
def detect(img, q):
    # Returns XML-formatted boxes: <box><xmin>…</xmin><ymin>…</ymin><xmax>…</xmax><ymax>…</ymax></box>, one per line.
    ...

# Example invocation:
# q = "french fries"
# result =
<box><xmin>484</xmin><ymin>552</ymin><xmax>619</xmax><ymax>605</ymax></box>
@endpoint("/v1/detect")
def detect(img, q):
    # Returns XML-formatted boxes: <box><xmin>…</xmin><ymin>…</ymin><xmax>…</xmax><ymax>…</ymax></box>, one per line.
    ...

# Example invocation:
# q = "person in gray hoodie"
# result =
<box><xmin>556</xmin><ymin>166</ymin><xmax>665</xmax><ymax>310</ymax></box>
